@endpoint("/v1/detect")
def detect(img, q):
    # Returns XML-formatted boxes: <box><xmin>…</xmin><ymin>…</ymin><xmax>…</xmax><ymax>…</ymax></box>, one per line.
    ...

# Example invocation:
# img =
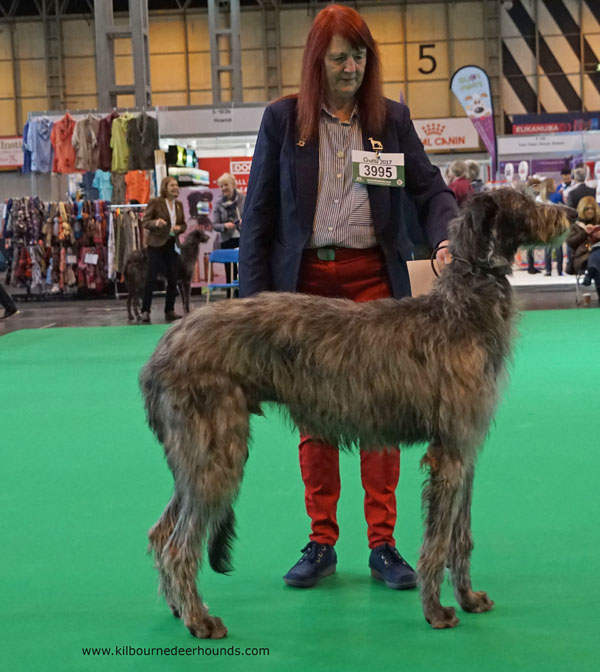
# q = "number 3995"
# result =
<box><xmin>360</xmin><ymin>164</ymin><xmax>394</xmax><ymax>179</ymax></box>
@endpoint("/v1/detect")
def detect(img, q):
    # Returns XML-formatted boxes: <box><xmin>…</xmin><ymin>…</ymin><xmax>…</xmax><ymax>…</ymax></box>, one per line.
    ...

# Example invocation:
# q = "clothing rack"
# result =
<box><xmin>109</xmin><ymin>203</ymin><xmax>148</xmax><ymax>209</ymax></box>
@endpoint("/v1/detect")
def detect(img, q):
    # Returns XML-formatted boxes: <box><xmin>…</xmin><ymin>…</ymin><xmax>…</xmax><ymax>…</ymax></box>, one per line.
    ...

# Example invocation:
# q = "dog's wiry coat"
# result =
<box><xmin>140</xmin><ymin>189</ymin><xmax>568</xmax><ymax>637</ymax></box>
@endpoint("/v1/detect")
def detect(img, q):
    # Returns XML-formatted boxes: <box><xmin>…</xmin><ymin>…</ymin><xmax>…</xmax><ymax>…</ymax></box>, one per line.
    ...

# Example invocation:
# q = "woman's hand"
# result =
<box><xmin>435</xmin><ymin>239</ymin><xmax>452</xmax><ymax>268</ymax></box>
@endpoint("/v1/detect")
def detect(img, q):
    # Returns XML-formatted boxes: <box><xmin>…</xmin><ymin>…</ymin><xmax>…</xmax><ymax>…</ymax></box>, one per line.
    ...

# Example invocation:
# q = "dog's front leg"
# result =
<box><xmin>126</xmin><ymin>294</ymin><xmax>134</xmax><ymax>321</ymax></box>
<box><xmin>448</xmin><ymin>465</ymin><xmax>494</xmax><ymax>614</ymax></box>
<box><xmin>418</xmin><ymin>444</ymin><xmax>465</xmax><ymax>629</ymax></box>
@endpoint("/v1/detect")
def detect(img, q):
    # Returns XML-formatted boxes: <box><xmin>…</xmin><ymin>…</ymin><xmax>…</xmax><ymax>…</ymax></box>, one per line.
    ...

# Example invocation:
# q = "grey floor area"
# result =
<box><xmin>0</xmin><ymin>282</ymin><xmax>593</xmax><ymax>337</ymax></box>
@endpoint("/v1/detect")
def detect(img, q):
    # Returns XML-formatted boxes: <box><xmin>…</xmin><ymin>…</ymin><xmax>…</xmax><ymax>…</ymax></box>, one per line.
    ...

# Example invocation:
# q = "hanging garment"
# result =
<box><xmin>72</xmin><ymin>114</ymin><xmax>100</xmax><ymax>171</ymax></box>
<box><xmin>21</xmin><ymin>122</ymin><xmax>32</xmax><ymax>174</ymax></box>
<box><xmin>107</xmin><ymin>212</ymin><xmax>116</xmax><ymax>280</ymax></box>
<box><xmin>29</xmin><ymin>244</ymin><xmax>46</xmax><ymax>290</ymax></box>
<box><xmin>97</xmin><ymin>111</ymin><xmax>119</xmax><ymax>172</ymax></box>
<box><xmin>80</xmin><ymin>172</ymin><xmax>100</xmax><ymax>201</ymax></box>
<box><xmin>50</xmin><ymin>113</ymin><xmax>77</xmax><ymax>174</ymax></box>
<box><xmin>29</xmin><ymin>117</ymin><xmax>54</xmax><ymax>173</ymax></box>
<box><xmin>124</xmin><ymin>170</ymin><xmax>150</xmax><ymax>204</ymax></box>
<box><xmin>14</xmin><ymin>245</ymin><xmax>32</xmax><ymax>283</ymax></box>
<box><xmin>126</xmin><ymin>112</ymin><xmax>159</xmax><ymax>170</ymax></box>
<box><xmin>111</xmin><ymin>173</ymin><xmax>126</xmax><ymax>204</ymax></box>
<box><xmin>93</xmin><ymin>170</ymin><xmax>113</xmax><ymax>202</ymax></box>
<box><xmin>110</xmin><ymin>112</ymin><xmax>135</xmax><ymax>173</ymax></box>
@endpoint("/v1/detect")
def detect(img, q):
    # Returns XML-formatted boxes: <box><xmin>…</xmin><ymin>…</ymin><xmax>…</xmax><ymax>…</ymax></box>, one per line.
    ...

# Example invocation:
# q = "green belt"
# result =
<box><xmin>317</xmin><ymin>248</ymin><xmax>336</xmax><ymax>261</ymax></box>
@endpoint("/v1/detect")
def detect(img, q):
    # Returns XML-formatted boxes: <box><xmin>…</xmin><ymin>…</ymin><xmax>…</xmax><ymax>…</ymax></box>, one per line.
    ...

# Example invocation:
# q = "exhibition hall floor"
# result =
<box><xmin>1</xmin><ymin>311</ymin><xmax>597</xmax><ymax>671</ymax></box>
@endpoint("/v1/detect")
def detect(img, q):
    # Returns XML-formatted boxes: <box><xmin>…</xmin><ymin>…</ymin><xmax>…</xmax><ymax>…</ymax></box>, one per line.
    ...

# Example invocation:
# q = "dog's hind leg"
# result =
<box><xmin>155</xmin><ymin>382</ymin><xmax>249</xmax><ymax>639</ymax></box>
<box><xmin>148</xmin><ymin>493</ymin><xmax>183</xmax><ymax>618</ymax></box>
<box><xmin>418</xmin><ymin>442</ymin><xmax>467</xmax><ymax>629</ymax></box>
<box><xmin>448</xmin><ymin>465</ymin><xmax>494</xmax><ymax>615</ymax></box>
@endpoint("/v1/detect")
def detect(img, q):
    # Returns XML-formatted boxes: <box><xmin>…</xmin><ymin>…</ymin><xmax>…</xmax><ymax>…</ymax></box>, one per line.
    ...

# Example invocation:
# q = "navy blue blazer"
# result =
<box><xmin>239</xmin><ymin>97</ymin><xmax>458</xmax><ymax>299</ymax></box>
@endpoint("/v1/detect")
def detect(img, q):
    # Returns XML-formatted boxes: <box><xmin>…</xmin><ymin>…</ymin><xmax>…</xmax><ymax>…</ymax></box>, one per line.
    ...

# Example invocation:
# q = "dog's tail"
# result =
<box><xmin>208</xmin><ymin>506</ymin><xmax>237</xmax><ymax>574</ymax></box>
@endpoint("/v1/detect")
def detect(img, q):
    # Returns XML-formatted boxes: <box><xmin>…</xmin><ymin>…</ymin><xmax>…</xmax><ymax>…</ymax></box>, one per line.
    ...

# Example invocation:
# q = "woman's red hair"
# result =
<box><xmin>296</xmin><ymin>4</ymin><xmax>386</xmax><ymax>141</ymax></box>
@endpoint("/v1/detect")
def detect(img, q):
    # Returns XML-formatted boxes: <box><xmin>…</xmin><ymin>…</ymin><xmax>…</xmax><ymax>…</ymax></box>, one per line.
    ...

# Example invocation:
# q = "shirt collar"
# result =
<box><xmin>321</xmin><ymin>104</ymin><xmax>359</xmax><ymax>124</ymax></box>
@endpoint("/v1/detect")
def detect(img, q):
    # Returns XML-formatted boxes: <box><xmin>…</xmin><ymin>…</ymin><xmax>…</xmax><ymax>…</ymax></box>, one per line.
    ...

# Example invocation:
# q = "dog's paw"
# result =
<box><xmin>459</xmin><ymin>590</ymin><xmax>494</xmax><ymax>614</ymax></box>
<box><xmin>186</xmin><ymin>615</ymin><xmax>228</xmax><ymax>639</ymax></box>
<box><xmin>425</xmin><ymin>606</ymin><xmax>460</xmax><ymax>629</ymax></box>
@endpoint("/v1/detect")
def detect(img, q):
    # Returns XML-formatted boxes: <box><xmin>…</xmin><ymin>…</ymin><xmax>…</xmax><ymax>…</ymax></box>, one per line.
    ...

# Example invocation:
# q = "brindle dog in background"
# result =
<box><xmin>140</xmin><ymin>189</ymin><xmax>568</xmax><ymax>638</ymax></box>
<box><xmin>123</xmin><ymin>228</ymin><xmax>209</xmax><ymax>321</ymax></box>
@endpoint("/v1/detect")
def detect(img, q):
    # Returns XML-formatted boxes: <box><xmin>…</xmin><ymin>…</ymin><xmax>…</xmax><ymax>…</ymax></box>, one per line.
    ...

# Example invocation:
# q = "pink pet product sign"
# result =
<box><xmin>450</xmin><ymin>66</ymin><xmax>497</xmax><ymax>171</ymax></box>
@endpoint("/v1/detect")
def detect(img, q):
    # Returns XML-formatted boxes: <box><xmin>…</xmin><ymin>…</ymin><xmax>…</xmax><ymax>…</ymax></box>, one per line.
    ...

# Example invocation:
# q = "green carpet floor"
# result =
<box><xmin>1</xmin><ymin>311</ymin><xmax>598</xmax><ymax>671</ymax></box>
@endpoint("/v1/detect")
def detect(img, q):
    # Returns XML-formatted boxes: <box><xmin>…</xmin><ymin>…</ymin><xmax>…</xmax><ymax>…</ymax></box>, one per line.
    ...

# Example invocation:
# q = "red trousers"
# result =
<box><xmin>297</xmin><ymin>247</ymin><xmax>400</xmax><ymax>549</ymax></box>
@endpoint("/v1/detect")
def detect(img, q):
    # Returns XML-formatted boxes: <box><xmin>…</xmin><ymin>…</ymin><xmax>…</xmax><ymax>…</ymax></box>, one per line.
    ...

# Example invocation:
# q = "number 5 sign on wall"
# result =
<box><xmin>418</xmin><ymin>44</ymin><xmax>437</xmax><ymax>75</ymax></box>
<box><xmin>407</xmin><ymin>43</ymin><xmax>447</xmax><ymax>81</ymax></box>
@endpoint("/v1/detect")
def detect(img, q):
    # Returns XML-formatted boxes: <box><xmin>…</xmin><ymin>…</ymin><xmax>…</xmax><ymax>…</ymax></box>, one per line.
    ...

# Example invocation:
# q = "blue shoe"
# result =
<box><xmin>283</xmin><ymin>542</ymin><xmax>337</xmax><ymax>588</ymax></box>
<box><xmin>369</xmin><ymin>543</ymin><xmax>417</xmax><ymax>590</ymax></box>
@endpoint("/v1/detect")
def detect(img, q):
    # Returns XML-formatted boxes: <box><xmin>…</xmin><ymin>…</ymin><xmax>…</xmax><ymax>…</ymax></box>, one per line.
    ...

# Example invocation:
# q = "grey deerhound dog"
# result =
<box><xmin>140</xmin><ymin>189</ymin><xmax>568</xmax><ymax>638</ymax></box>
<box><xmin>124</xmin><ymin>229</ymin><xmax>209</xmax><ymax>321</ymax></box>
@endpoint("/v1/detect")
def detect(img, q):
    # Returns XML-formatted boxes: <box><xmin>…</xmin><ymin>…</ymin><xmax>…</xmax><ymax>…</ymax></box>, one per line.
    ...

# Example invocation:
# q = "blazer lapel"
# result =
<box><xmin>159</xmin><ymin>198</ymin><xmax>169</xmax><ymax>222</ymax></box>
<box><xmin>295</xmin><ymin>137</ymin><xmax>319</xmax><ymax>232</ymax></box>
<box><xmin>363</xmin><ymin>129</ymin><xmax>390</xmax><ymax>236</ymax></box>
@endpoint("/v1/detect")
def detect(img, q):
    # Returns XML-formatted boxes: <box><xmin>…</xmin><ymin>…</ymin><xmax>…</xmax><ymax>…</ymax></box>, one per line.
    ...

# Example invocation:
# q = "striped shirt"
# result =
<box><xmin>309</xmin><ymin>107</ymin><xmax>376</xmax><ymax>249</ymax></box>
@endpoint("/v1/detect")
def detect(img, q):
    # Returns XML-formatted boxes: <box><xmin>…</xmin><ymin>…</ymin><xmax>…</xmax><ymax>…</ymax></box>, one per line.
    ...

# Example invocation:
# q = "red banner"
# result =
<box><xmin>196</xmin><ymin>156</ymin><xmax>252</xmax><ymax>193</ymax></box>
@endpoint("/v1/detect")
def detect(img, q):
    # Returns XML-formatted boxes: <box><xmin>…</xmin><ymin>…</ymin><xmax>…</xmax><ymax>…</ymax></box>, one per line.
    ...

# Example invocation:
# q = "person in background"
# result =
<box><xmin>525</xmin><ymin>177</ymin><xmax>542</xmax><ymax>274</ymax></box>
<box><xmin>567</xmin><ymin>196</ymin><xmax>600</xmax><ymax>302</ymax></box>
<box><xmin>447</xmin><ymin>160</ymin><xmax>473</xmax><ymax>206</ymax></box>
<box><xmin>465</xmin><ymin>160</ymin><xmax>484</xmax><ymax>193</ymax></box>
<box><xmin>212</xmin><ymin>173</ymin><xmax>245</xmax><ymax>297</ymax></box>
<box><xmin>550</xmin><ymin>166</ymin><xmax>572</xmax><ymax>204</ymax></box>
<box><xmin>537</xmin><ymin>178</ymin><xmax>563</xmax><ymax>276</ymax></box>
<box><xmin>567</xmin><ymin>166</ymin><xmax>596</xmax><ymax>211</ymax></box>
<box><xmin>240</xmin><ymin>4</ymin><xmax>456</xmax><ymax>591</ymax></box>
<box><xmin>140</xmin><ymin>176</ymin><xmax>186</xmax><ymax>323</ymax></box>
<box><xmin>0</xmin><ymin>281</ymin><xmax>18</xmax><ymax>319</ymax></box>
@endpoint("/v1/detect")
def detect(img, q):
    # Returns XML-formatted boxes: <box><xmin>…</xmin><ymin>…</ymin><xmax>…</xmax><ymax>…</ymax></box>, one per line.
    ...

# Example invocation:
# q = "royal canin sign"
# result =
<box><xmin>413</xmin><ymin>118</ymin><xmax>480</xmax><ymax>152</ymax></box>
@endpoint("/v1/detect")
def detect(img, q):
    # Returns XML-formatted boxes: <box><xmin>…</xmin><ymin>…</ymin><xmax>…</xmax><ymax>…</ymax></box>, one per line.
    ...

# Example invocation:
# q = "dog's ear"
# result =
<box><xmin>450</xmin><ymin>194</ymin><xmax>498</xmax><ymax>262</ymax></box>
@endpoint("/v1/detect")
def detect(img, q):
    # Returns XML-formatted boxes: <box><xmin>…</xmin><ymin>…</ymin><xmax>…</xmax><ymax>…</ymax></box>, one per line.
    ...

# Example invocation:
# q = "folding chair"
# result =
<box><xmin>206</xmin><ymin>248</ymin><xmax>239</xmax><ymax>302</ymax></box>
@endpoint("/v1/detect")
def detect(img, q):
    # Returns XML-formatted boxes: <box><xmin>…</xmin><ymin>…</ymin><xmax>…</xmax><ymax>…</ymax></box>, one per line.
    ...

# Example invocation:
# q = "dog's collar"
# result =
<box><xmin>451</xmin><ymin>257</ymin><xmax>510</xmax><ymax>279</ymax></box>
<box><xmin>431</xmin><ymin>245</ymin><xmax>509</xmax><ymax>279</ymax></box>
